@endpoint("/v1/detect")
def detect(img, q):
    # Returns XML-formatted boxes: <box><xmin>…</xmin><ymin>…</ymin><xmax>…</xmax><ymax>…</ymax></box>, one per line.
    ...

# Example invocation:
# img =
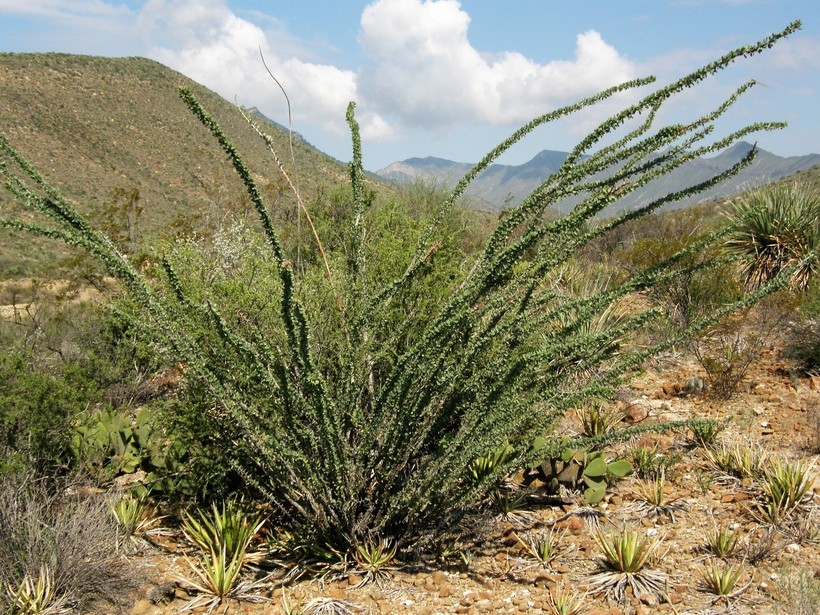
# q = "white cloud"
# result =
<box><xmin>768</xmin><ymin>38</ymin><xmax>820</xmax><ymax>70</ymax></box>
<box><xmin>357</xmin><ymin>0</ymin><xmax>638</xmax><ymax>129</ymax></box>
<box><xmin>139</xmin><ymin>0</ymin><xmax>371</xmax><ymax>137</ymax></box>
<box><xmin>0</xmin><ymin>0</ymin><xmax>131</xmax><ymax>19</ymax></box>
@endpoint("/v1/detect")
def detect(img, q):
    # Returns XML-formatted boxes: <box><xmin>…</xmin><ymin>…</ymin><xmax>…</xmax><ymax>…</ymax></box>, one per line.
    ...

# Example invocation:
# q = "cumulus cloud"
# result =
<box><xmin>138</xmin><ymin>0</ymin><xmax>388</xmax><ymax>139</ymax></box>
<box><xmin>357</xmin><ymin>0</ymin><xmax>638</xmax><ymax>129</ymax></box>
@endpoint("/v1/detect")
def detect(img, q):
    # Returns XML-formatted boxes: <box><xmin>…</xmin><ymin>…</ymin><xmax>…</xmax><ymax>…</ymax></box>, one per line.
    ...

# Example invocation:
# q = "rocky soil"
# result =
<box><xmin>109</xmin><ymin>346</ymin><xmax>818</xmax><ymax>615</ymax></box>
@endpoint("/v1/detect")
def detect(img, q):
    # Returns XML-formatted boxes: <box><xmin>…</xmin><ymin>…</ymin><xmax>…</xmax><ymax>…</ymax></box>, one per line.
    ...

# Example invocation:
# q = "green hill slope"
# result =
<box><xmin>0</xmin><ymin>53</ymin><xmax>350</xmax><ymax>277</ymax></box>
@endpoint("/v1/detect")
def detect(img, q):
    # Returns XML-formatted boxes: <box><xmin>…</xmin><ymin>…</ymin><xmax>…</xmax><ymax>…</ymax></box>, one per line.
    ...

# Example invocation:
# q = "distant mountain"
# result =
<box><xmin>377</xmin><ymin>143</ymin><xmax>820</xmax><ymax>215</ymax></box>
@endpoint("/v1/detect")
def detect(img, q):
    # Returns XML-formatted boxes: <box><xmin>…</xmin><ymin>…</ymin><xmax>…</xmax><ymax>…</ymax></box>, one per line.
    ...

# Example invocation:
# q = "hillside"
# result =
<box><xmin>378</xmin><ymin>143</ymin><xmax>820</xmax><ymax>214</ymax></box>
<box><xmin>0</xmin><ymin>53</ymin><xmax>351</xmax><ymax>277</ymax></box>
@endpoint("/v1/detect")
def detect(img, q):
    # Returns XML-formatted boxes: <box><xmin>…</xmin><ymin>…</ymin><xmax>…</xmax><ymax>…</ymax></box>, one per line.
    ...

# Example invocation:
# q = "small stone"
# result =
<box><xmin>432</xmin><ymin>570</ymin><xmax>448</xmax><ymax>586</ymax></box>
<box><xmin>348</xmin><ymin>574</ymin><xmax>363</xmax><ymax>586</ymax></box>
<box><xmin>438</xmin><ymin>584</ymin><xmax>453</xmax><ymax>598</ymax></box>
<box><xmin>129</xmin><ymin>600</ymin><xmax>153</xmax><ymax>615</ymax></box>
<box><xmin>625</xmin><ymin>399</ymin><xmax>651</xmax><ymax>423</ymax></box>
<box><xmin>669</xmin><ymin>592</ymin><xmax>683</xmax><ymax>604</ymax></box>
<box><xmin>557</xmin><ymin>515</ymin><xmax>585</xmax><ymax>533</ymax></box>
<box><xmin>786</xmin><ymin>543</ymin><xmax>801</xmax><ymax>553</ymax></box>
<box><xmin>146</xmin><ymin>582</ymin><xmax>176</xmax><ymax>605</ymax></box>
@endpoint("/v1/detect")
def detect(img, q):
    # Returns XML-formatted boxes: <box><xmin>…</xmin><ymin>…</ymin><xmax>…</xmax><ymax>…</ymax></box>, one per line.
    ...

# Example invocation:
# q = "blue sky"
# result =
<box><xmin>0</xmin><ymin>1</ymin><xmax>817</xmax><ymax>171</ymax></box>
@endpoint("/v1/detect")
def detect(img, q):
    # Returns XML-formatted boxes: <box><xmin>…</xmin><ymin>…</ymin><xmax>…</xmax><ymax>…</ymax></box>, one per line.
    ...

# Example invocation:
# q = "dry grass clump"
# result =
<box><xmin>0</xmin><ymin>471</ymin><xmax>122</xmax><ymax>612</ymax></box>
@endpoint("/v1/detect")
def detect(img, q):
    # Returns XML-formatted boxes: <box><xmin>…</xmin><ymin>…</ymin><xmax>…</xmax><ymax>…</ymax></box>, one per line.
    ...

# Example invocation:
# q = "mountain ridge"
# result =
<box><xmin>377</xmin><ymin>142</ymin><xmax>820</xmax><ymax>214</ymax></box>
<box><xmin>0</xmin><ymin>52</ymin><xmax>351</xmax><ymax>276</ymax></box>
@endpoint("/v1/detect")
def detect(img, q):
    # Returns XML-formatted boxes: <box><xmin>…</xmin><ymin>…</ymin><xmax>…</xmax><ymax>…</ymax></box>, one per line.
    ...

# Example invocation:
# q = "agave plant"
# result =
<box><xmin>633</xmin><ymin>470</ymin><xmax>687</xmax><ymax>523</ymax></box>
<box><xmin>588</xmin><ymin>527</ymin><xmax>666</xmax><ymax>603</ymax></box>
<box><xmin>704</xmin><ymin>527</ymin><xmax>738</xmax><ymax>559</ymax></box>
<box><xmin>754</xmin><ymin>457</ymin><xmax>815</xmax><ymax>526</ymax></box>
<box><xmin>513</xmin><ymin>527</ymin><xmax>566</xmax><ymax>570</ymax></box>
<box><xmin>350</xmin><ymin>536</ymin><xmax>398</xmax><ymax>587</ymax></box>
<box><xmin>698</xmin><ymin>559</ymin><xmax>751</xmax><ymax>603</ymax></box>
<box><xmin>112</xmin><ymin>494</ymin><xmax>162</xmax><ymax>551</ymax></box>
<box><xmin>547</xmin><ymin>582</ymin><xmax>585</xmax><ymax>615</ymax></box>
<box><xmin>182</xmin><ymin>499</ymin><xmax>265</xmax><ymax>565</ymax></box>
<box><xmin>5</xmin><ymin>568</ymin><xmax>70</xmax><ymax>615</ymax></box>
<box><xmin>181</xmin><ymin>545</ymin><xmax>271</xmax><ymax>613</ymax></box>
<box><xmin>179</xmin><ymin>500</ymin><xmax>268</xmax><ymax>611</ymax></box>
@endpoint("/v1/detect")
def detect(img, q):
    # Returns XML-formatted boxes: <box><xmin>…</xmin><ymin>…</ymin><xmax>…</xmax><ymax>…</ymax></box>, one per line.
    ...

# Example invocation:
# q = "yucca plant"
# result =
<box><xmin>755</xmin><ymin>457</ymin><xmax>815</xmax><ymax>525</ymax></box>
<box><xmin>0</xmin><ymin>22</ymin><xmax>808</xmax><ymax>555</ymax></box>
<box><xmin>112</xmin><ymin>494</ymin><xmax>162</xmax><ymax>551</ymax></box>
<box><xmin>705</xmin><ymin>527</ymin><xmax>738</xmax><ymax>559</ymax></box>
<box><xmin>548</xmin><ymin>582</ymin><xmax>585</xmax><ymax>615</ymax></box>
<box><xmin>699</xmin><ymin>559</ymin><xmax>750</xmax><ymax>602</ymax></box>
<box><xmin>5</xmin><ymin>568</ymin><xmax>69</xmax><ymax>615</ymax></box>
<box><xmin>588</xmin><ymin>527</ymin><xmax>666</xmax><ymax>602</ymax></box>
<box><xmin>634</xmin><ymin>471</ymin><xmax>686</xmax><ymax>522</ymax></box>
<box><xmin>725</xmin><ymin>182</ymin><xmax>819</xmax><ymax>291</ymax></box>
<box><xmin>182</xmin><ymin>499</ymin><xmax>265</xmax><ymax>565</ymax></box>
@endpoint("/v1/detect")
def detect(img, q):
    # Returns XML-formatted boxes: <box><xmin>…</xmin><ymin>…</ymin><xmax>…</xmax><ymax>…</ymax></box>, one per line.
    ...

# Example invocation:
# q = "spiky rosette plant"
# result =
<box><xmin>0</xmin><ymin>22</ymin><xmax>810</xmax><ymax>555</ymax></box>
<box><xmin>725</xmin><ymin>181</ymin><xmax>819</xmax><ymax>291</ymax></box>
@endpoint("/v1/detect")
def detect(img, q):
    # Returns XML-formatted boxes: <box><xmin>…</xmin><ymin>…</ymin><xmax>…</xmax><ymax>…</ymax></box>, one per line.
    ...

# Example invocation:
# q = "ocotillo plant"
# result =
<box><xmin>1</xmin><ymin>22</ymin><xmax>812</xmax><ymax>555</ymax></box>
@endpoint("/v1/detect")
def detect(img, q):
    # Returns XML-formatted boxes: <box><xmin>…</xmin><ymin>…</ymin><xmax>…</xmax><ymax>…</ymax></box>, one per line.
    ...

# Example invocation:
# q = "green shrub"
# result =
<box><xmin>0</xmin><ymin>350</ymin><xmax>87</xmax><ymax>475</ymax></box>
<box><xmin>0</xmin><ymin>23</ymin><xmax>807</xmax><ymax>556</ymax></box>
<box><xmin>725</xmin><ymin>182</ymin><xmax>818</xmax><ymax>291</ymax></box>
<box><xmin>0</xmin><ymin>294</ymin><xmax>167</xmax><ymax>478</ymax></box>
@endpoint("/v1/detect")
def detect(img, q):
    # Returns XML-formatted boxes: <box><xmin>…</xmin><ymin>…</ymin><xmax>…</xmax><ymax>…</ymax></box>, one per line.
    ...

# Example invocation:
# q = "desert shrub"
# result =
<box><xmin>784</xmin><ymin>277</ymin><xmax>820</xmax><ymax>374</ymax></box>
<box><xmin>0</xmin><ymin>294</ymin><xmax>168</xmax><ymax>477</ymax></box>
<box><xmin>0</xmin><ymin>23</ymin><xmax>810</xmax><ymax>556</ymax></box>
<box><xmin>0</xmin><ymin>349</ymin><xmax>89</xmax><ymax>475</ymax></box>
<box><xmin>615</xmin><ymin>208</ymin><xmax>743</xmax><ymax>334</ymax></box>
<box><xmin>725</xmin><ymin>182</ymin><xmax>818</xmax><ymax>291</ymax></box>
<box><xmin>0</xmin><ymin>471</ymin><xmax>122</xmax><ymax>612</ymax></box>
